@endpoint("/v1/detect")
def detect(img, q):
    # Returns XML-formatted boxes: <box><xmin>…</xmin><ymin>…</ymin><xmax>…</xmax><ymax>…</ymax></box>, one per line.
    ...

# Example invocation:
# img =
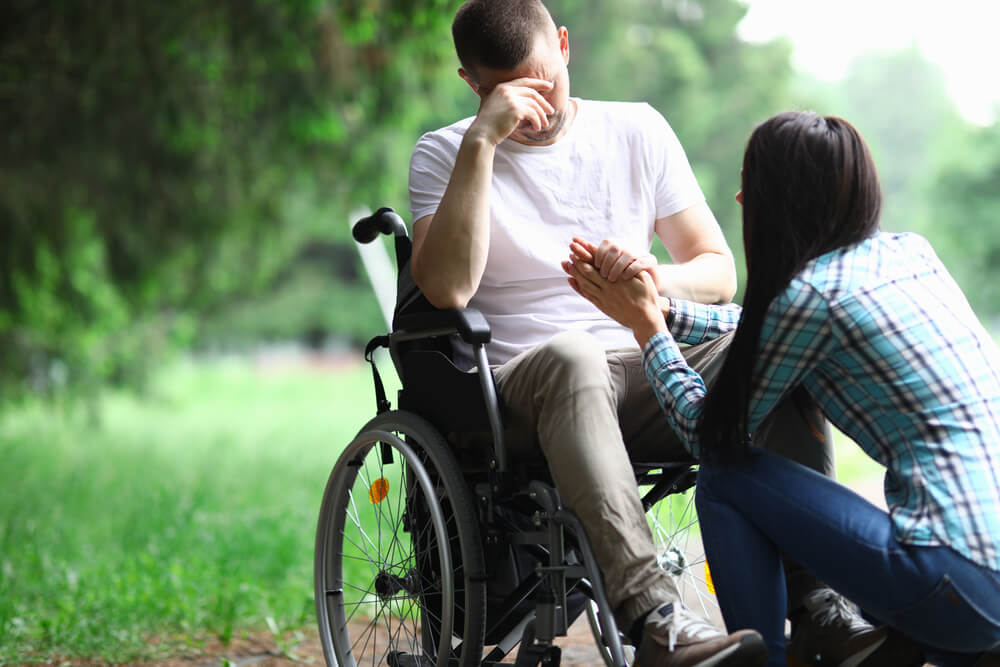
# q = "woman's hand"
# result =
<box><xmin>571</xmin><ymin>237</ymin><xmax>661</xmax><ymax>287</ymax></box>
<box><xmin>562</xmin><ymin>247</ymin><xmax>668</xmax><ymax>347</ymax></box>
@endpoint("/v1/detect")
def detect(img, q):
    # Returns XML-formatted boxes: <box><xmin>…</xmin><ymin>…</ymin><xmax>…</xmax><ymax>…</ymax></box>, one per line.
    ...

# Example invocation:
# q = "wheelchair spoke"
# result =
<box><xmin>351</xmin><ymin>598</ymin><xmax>386</xmax><ymax>666</ymax></box>
<box><xmin>388</xmin><ymin>603</ymin><xmax>420</xmax><ymax>662</ymax></box>
<box><xmin>360</xmin><ymin>457</ymin><xmax>390</xmax><ymax>564</ymax></box>
<box><xmin>344</xmin><ymin>489</ymin><xmax>384</xmax><ymax>576</ymax></box>
<box><xmin>643</xmin><ymin>483</ymin><xmax>720</xmax><ymax>628</ymax></box>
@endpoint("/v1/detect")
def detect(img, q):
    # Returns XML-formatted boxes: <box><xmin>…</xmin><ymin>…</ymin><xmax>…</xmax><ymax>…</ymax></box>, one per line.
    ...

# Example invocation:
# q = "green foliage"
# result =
<box><xmin>0</xmin><ymin>0</ymin><xmax>462</xmax><ymax>395</ymax></box>
<box><xmin>5</xmin><ymin>0</ymin><xmax>999</xmax><ymax>395</ymax></box>
<box><xmin>799</xmin><ymin>47</ymin><xmax>963</xmax><ymax>233</ymax></box>
<box><xmin>198</xmin><ymin>261</ymin><xmax>387</xmax><ymax>349</ymax></box>
<box><xmin>925</xmin><ymin>121</ymin><xmax>1000</xmax><ymax>317</ymax></box>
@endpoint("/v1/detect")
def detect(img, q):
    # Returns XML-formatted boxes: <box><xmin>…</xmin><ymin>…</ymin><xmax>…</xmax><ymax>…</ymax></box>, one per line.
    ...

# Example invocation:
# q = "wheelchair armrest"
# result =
<box><xmin>393</xmin><ymin>307</ymin><xmax>492</xmax><ymax>345</ymax></box>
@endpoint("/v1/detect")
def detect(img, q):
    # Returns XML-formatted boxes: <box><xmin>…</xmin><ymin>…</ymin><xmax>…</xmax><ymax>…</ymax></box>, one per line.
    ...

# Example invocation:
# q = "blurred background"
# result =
<box><xmin>1</xmin><ymin>0</ymin><xmax>998</xmax><ymax>662</ymax></box>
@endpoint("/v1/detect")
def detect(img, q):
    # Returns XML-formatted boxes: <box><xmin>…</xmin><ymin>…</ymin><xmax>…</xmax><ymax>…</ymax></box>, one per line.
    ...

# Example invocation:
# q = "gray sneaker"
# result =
<box><xmin>635</xmin><ymin>602</ymin><xmax>767</xmax><ymax>667</ymax></box>
<box><xmin>787</xmin><ymin>588</ymin><xmax>887</xmax><ymax>667</ymax></box>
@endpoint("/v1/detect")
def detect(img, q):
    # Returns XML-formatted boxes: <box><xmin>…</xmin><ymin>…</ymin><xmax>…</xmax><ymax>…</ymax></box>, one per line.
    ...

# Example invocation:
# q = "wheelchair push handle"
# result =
<box><xmin>353</xmin><ymin>207</ymin><xmax>408</xmax><ymax>244</ymax></box>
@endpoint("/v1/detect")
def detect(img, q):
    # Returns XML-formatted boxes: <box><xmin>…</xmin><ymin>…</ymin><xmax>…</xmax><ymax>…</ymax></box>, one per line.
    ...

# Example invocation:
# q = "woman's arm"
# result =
<box><xmin>644</xmin><ymin>279</ymin><xmax>836</xmax><ymax>455</ymax></box>
<box><xmin>565</xmin><ymin>251</ymin><xmax>836</xmax><ymax>456</ymax></box>
<box><xmin>666</xmin><ymin>298</ymin><xmax>742</xmax><ymax>345</ymax></box>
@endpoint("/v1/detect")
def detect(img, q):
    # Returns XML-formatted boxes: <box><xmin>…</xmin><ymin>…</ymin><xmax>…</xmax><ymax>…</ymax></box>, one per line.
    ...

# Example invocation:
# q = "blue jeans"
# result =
<box><xmin>695</xmin><ymin>448</ymin><xmax>1000</xmax><ymax>666</ymax></box>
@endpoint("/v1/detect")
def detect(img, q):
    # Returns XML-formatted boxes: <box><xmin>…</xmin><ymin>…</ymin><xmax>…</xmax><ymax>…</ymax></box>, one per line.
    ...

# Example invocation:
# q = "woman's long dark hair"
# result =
<box><xmin>697</xmin><ymin>111</ymin><xmax>883</xmax><ymax>462</ymax></box>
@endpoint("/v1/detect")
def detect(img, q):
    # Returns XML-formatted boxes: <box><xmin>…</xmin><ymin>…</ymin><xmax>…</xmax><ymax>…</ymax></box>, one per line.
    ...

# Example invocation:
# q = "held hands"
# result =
<box><xmin>470</xmin><ymin>78</ymin><xmax>555</xmax><ymax>145</ymax></box>
<box><xmin>571</xmin><ymin>237</ymin><xmax>662</xmax><ymax>288</ymax></box>
<box><xmin>562</xmin><ymin>240</ymin><xmax>669</xmax><ymax>348</ymax></box>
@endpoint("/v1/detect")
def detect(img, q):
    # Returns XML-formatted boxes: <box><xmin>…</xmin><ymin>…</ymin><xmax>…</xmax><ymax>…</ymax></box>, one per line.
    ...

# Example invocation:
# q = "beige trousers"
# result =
<box><xmin>491</xmin><ymin>330</ymin><xmax>834</xmax><ymax>629</ymax></box>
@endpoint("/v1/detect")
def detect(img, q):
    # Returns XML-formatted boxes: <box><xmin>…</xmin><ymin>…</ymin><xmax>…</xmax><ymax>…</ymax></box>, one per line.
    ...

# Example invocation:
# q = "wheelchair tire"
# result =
<box><xmin>315</xmin><ymin>410</ymin><xmax>487</xmax><ymax>667</ymax></box>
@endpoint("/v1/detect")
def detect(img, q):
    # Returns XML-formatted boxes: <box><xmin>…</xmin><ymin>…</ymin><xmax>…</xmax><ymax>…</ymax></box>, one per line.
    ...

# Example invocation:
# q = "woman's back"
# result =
<box><xmin>787</xmin><ymin>231</ymin><xmax>1000</xmax><ymax>568</ymax></box>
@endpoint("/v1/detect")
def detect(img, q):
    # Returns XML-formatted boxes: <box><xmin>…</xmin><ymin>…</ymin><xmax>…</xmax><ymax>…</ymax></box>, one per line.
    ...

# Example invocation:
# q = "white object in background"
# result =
<box><xmin>350</xmin><ymin>208</ymin><xmax>396</xmax><ymax>329</ymax></box>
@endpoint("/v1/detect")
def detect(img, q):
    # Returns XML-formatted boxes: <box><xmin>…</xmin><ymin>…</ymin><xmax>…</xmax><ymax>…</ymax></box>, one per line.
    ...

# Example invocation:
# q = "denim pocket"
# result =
<box><xmin>888</xmin><ymin>573</ymin><xmax>1000</xmax><ymax>652</ymax></box>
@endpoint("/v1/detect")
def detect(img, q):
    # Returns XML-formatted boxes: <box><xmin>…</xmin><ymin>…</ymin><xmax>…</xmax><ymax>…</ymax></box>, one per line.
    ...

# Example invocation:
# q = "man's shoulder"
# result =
<box><xmin>415</xmin><ymin>116</ymin><xmax>475</xmax><ymax>149</ymax></box>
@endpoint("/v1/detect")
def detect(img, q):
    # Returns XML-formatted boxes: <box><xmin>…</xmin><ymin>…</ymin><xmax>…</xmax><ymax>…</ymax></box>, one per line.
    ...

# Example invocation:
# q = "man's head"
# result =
<box><xmin>453</xmin><ymin>0</ymin><xmax>572</xmax><ymax>143</ymax></box>
<box><xmin>453</xmin><ymin>0</ymin><xmax>555</xmax><ymax>79</ymax></box>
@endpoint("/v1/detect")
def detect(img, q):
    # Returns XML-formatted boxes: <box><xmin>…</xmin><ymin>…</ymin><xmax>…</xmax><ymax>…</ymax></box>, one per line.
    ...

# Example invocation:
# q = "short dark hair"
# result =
<box><xmin>699</xmin><ymin>111</ymin><xmax>883</xmax><ymax>462</ymax></box>
<box><xmin>452</xmin><ymin>0</ymin><xmax>555</xmax><ymax>79</ymax></box>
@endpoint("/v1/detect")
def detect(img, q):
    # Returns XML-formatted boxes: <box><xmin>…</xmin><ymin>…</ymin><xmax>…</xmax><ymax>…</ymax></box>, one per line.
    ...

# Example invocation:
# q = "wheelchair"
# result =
<box><xmin>315</xmin><ymin>207</ymin><xmax>718</xmax><ymax>667</ymax></box>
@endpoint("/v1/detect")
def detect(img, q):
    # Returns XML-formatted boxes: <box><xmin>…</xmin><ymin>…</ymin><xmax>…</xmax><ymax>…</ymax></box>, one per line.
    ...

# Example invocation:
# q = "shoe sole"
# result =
<box><xmin>839</xmin><ymin>633</ymin><xmax>887</xmax><ymax>667</ymax></box>
<box><xmin>690</xmin><ymin>634</ymin><xmax>768</xmax><ymax>667</ymax></box>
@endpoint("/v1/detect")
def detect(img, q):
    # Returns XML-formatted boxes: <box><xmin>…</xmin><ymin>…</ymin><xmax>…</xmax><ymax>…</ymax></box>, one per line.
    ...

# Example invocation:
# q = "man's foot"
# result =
<box><xmin>635</xmin><ymin>602</ymin><xmax>767</xmax><ymax>667</ymax></box>
<box><xmin>787</xmin><ymin>588</ymin><xmax>887</xmax><ymax>666</ymax></box>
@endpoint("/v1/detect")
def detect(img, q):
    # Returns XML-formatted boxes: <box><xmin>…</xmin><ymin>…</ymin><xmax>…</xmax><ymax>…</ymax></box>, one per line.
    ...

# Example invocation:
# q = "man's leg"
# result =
<box><xmin>493</xmin><ymin>330</ymin><xmax>679</xmax><ymax>629</ymax></box>
<box><xmin>494</xmin><ymin>331</ymin><xmax>767</xmax><ymax>666</ymax></box>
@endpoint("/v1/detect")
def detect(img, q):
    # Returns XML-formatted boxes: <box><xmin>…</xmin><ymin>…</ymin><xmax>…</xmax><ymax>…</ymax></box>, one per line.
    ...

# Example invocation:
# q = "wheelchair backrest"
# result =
<box><xmin>354</xmin><ymin>208</ymin><xmax>500</xmax><ymax>443</ymax></box>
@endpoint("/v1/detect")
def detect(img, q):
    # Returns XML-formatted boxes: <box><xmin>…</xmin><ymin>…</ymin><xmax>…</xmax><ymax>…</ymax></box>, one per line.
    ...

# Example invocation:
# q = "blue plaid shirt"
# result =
<box><xmin>643</xmin><ymin>232</ymin><xmax>1000</xmax><ymax>571</ymax></box>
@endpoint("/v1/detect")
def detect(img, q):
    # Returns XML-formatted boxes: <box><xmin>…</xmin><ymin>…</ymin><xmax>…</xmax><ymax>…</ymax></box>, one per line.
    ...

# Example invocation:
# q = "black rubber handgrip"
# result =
<box><xmin>352</xmin><ymin>207</ymin><xmax>408</xmax><ymax>244</ymax></box>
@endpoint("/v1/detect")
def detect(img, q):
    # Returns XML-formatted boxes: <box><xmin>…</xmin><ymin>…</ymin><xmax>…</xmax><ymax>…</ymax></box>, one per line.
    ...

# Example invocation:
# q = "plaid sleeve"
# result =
<box><xmin>642</xmin><ymin>331</ymin><xmax>707</xmax><ymax>457</ymax></box>
<box><xmin>667</xmin><ymin>299</ymin><xmax>742</xmax><ymax>345</ymax></box>
<box><xmin>643</xmin><ymin>280</ymin><xmax>833</xmax><ymax>455</ymax></box>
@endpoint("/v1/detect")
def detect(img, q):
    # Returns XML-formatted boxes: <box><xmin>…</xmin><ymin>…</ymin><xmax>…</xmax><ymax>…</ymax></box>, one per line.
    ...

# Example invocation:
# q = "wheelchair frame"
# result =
<box><xmin>315</xmin><ymin>208</ymin><xmax>715</xmax><ymax>667</ymax></box>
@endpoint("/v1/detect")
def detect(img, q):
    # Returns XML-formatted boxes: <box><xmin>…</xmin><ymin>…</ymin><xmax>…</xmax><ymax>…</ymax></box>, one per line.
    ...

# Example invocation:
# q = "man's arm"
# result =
<box><xmin>651</xmin><ymin>201</ymin><xmax>737</xmax><ymax>304</ymax></box>
<box><xmin>411</xmin><ymin>133</ymin><xmax>495</xmax><ymax>309</ymax></box>
<box><xmin>411</xmin><ymin>78</ymin><xmax>554</xmax><ymax>309</ymax></box>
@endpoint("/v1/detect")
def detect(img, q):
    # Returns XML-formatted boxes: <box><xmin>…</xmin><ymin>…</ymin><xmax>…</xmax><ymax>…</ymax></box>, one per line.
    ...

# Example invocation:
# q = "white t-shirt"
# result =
<box><xmin>408</xmin><ymin>99</ymin><xmax>705</xmax><ymax>365</ymax></box>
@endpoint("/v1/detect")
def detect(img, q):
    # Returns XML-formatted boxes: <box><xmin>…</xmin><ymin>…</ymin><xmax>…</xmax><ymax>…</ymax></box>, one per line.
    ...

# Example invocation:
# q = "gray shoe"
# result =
<box><xmin>788</xmin><ymin>588</ymin><xmax>887</xmax><ymax>667</ymax></box>
<box><xmin>635</xmin><ymin>602</ymin><xmax>767</xmax><ymax>667</ymax></box>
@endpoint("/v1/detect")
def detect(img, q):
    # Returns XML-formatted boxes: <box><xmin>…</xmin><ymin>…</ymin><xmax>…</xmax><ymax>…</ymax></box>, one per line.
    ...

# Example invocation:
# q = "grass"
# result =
<box><xmin>0</xmin><ymin>352</ymin><xmax>393</xmax><ymax>663</ymax></box>
<box><xmin>0</xmin><ymin>350</ymin><xmax>888</xmax><ymax>663</ymax></box>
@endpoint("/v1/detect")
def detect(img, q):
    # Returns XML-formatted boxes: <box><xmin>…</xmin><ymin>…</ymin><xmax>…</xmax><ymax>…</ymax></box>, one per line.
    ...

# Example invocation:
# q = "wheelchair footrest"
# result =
<box><xmin>514</xmin><ymin>643</ymin><xmax>561</xmax><ymax>667</ymax></box>
<box><xmin>513</xmin><ymin>619</ymin><xmax>562</xmax><ymax>667</ymax></box>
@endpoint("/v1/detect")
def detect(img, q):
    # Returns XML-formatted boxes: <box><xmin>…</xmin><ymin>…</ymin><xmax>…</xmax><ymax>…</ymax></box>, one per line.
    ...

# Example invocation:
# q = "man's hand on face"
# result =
<box><xmin>570</xmin><ymin>237</ymin><xmax>661</xmax><ymax>289</ymax></box>
<box><xmin>469</xmin><ymin>77</ymin><xmax>555</xmax><ymax>146</ymax></box>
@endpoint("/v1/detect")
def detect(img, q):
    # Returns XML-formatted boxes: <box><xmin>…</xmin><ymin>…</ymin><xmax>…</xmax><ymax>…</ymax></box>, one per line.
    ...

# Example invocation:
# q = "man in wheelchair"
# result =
<box><xmin>403</xmin><ymin>1</ymin><xmax>891</xmax><ymax>665</ymax></box>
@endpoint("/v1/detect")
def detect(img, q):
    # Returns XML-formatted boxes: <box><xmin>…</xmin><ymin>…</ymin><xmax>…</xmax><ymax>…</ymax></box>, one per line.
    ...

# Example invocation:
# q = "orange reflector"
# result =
<box><xmin>369</xmin><ymin>478</ymin><xmax>390</xmax><ymax>504</ymax></box>
<box><xmin>704</xmin><ymin>561</ymin><xmax>716</xmax><ymax>594</ymax></box>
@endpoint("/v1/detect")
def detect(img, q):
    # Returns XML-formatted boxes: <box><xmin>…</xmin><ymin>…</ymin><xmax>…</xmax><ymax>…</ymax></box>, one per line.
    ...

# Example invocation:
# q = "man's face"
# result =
<box><xmin>474</xmin><ymin>27</ymin><xmax>572</xmax><ymax>144</ymax></box>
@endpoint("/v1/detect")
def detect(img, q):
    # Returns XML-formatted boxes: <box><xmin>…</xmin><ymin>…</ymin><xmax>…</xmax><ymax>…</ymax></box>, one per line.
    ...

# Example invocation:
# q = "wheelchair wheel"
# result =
<box><xmin>646</xmin><ymin>483</ymin><xmax>720</xmax><ymax>626</ymax></box>
<box><xmin>315</xmin><ymin>410</ymin><xmax>486</xmax><ymax>667</ymax></box>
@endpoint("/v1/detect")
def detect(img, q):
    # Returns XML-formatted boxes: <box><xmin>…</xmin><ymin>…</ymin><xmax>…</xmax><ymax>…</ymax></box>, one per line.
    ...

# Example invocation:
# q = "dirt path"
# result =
<box><xmin>131</xmin><ymin>616</ymin><xmax>606</xmax><ymax>667</ymax></box>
